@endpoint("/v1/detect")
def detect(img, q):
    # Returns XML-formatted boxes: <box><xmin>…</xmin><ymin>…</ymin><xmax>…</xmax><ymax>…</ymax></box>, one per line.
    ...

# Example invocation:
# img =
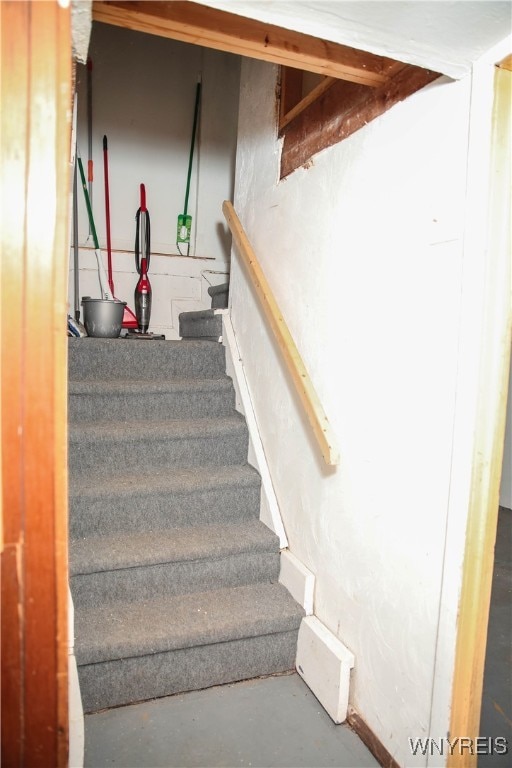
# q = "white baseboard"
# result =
<box><xmin>68</xmin><ymin>587</ymin><xmax>84</xmax><ymax>768</ymax></box>
<box><xmin>279</xmin><ymin>550</ymin><xmax>315</xmax><ymax>615</ymax></box>
<box><xmin>221</xmin><ymin>311</ymin><xmax>355</xmax><ymax>724</ymax></box>
<box><xmin>221</xmin><ymin>313</ymin><xmax>288</xmax><ymax>548</ymax></box>
<box><xmin>296</xmin><ymin>615</ymin><xmax>355</xmax><ymax>724</ymax></box>
<box><xmin>69</xmin><ymin>651</ymin><xmax>85</xmax><ymax>768</ymax></box>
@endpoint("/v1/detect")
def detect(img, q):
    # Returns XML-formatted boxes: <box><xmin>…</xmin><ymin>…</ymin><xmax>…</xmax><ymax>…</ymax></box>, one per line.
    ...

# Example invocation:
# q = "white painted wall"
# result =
<box><xmin>201</xmin><ymin>0</ymin><xmax>511</xmax><ymax>79</ymax></box>
<box><xmin>230</xmin><ymin>58</ymin><xmax>473</xmax><ymax>766</ymax></box>
<box><xmin>71</xmin><ymin>23</ymin><xmax>240</xmax><ymax>337</ymax></box>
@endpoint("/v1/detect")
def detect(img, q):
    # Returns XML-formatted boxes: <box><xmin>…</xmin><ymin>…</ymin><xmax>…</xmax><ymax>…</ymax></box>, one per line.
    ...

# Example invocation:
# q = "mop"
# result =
<box><xmin>176</xmin><ymin>79</ymin><xmax>201</xmax><ymax>256</ymax></box>
<box><xmin>77</xmin><ymin>154</ymin><xmax>113</xmax><ymax>300</ymax></box>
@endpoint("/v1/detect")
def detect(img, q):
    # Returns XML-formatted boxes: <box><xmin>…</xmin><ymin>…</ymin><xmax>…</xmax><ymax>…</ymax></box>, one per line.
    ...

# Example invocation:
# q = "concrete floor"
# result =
<box><xmin>479</xmin><ymin>506</ymin><xmax>512</xmax><ymax>767</ymax></box>
<box><xmin>84</xmin><ymin>509</ymin><xmax>511</xmax><ymax>768</ymax></box>
<box><xmin>84</xmin><ymin>672</ymin><xmax>378</xmax><ymax>768</ymax></box>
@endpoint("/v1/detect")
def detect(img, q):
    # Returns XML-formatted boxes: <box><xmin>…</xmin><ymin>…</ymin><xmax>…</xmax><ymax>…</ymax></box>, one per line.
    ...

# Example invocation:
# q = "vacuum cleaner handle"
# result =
<box><xmin>135</xmin><ymin>183</ymin><xmax>150</xmax><ymax>274</ymax></box>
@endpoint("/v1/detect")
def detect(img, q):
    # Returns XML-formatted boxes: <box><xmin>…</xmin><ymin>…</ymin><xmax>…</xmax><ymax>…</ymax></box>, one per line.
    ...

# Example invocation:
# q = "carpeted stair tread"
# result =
<box><xmin>69</xmin><ymin>375</ymin><xmax>236</xmax><ymax>421</ymax></box>
<box><xmin>78</xmin><ymin>631</ymin><xmax>300</xmax><ymax>713</ymax></box>
<box><xmin>69</xmin><ymin>338</ymin><xmax>226</xmax><ymax>379</ymax></box>
<box><xmin>75</xmin><ymin>582</ymin><xmax>305</xmax><ymax>666</ymax></box>
<box><xmin>179</xmin><ymin>309</ymin><xmax>218</xmax><ymax>321</ymax></box>
<box><xmin>208</xmin><ymin>283</ymin><xmax>229</xmax><ymax>309</ymax></box>
<box><xmin>70</xmin><ymin>463</ymin><xmax>261</xmax><ymax>501</ymax></box>
<box><xmin>69</xmin><ymin>416</ymin><xmax>249</xmax><ymax>476</ymax></box>
<box><xmin>208</xmin><ymin>282</ymin><xmax>229</xmax><ymax>296</ymax></box>
<box><xmin>70</xmin><ymin>520</ymin><xmax>279</xmax><ymax>574</ymax></box>
<box><xmin>179</xmin><ymin>309</ymin><xmax>223</xmax><ymax>340</ymax></box>
<box><xmin>69</xmin><ymin>464</ymin><xmax>262</xmax><ymax>538</ymax></box>
<box><xmin>68</xmin><ymin>415</ymin><xmax>249</xmax><ymax>475</ymax></box>
<box><xmin>69</xmin><ymin>376</ymin><xmax>232</xmax><ymax>395</ymax></box>
<box><xmin>69</xmin><ymin>413</ymin><xmax>246</xmax><ymax>443</ymax></box>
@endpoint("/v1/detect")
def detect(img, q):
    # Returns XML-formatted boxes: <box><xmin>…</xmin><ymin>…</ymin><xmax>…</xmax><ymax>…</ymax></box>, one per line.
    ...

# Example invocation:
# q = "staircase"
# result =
<box><xmin>68</xmin><ymin>337</ymin><xmax>304</xmax><ymax>713</ymax></box>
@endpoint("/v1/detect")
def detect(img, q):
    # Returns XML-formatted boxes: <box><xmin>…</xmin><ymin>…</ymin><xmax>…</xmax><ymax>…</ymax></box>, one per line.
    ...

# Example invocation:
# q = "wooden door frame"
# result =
<box><xmin>1</xmin><ymin>2</ymin><xmax>71</xmax><ymax>765</ymax></box>
<box><xmin>447</xmin><ymin>58</ymin><xmax>511</xmax><ymax>766</ymax></box>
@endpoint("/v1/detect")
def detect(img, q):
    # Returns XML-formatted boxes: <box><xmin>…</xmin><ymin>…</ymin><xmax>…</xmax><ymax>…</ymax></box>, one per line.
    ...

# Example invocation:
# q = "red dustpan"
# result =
<box><xmin>103</xmin><ymin>135</ymin><xmax>138</xmax><ymax>329</ymax></box>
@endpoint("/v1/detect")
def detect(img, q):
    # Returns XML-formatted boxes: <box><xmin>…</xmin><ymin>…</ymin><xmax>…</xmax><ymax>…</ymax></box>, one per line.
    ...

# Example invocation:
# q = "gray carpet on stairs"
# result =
<box><xmin>208</xmin><ymin>281</ymin><xmax>229</xmax><ymax>309</ymax></box>
<box><xmin>69</xmin><ymin>415</ymin><xmax>249</xmax><ymax>476</ymax></box>
<box><xmin>69</xmin><ymin>338</ymin><xmax>226</xmax><ymax>379</ymax></box>
<box><xmin>69</xmin><ymin>376</ymin><xmax>235</xmax><ymax>421</ymax></box>
<box><xmin>78</xmin><ymin>630</ymin><xmax>301</xmax><ymax>712</ymax></box>
<box><xmin>179</xmin><ymin>309</ymin><xmax>223</xmax><ymax>340</ymax></box>
<box><xmin>69</xmin><ymin>338</ymin><xmax>304</xmax><ymax>713</ymax></box>
<box><xmin>69</xmin><ymin>465</ymin><xmax>262</xmax><ymax>536</ymax></box>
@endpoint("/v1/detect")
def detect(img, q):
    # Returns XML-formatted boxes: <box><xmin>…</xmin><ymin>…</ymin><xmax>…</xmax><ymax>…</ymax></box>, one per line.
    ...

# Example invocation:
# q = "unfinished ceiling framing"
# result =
<box><xmin>92</xmin><ymin>1</ymin><xmax>411</xmax><ymax>87</ymax></box>
<box><xmin>92</xmin><ymin>1</ymin><xmax>443</xmax><ymax>177</ymax></box>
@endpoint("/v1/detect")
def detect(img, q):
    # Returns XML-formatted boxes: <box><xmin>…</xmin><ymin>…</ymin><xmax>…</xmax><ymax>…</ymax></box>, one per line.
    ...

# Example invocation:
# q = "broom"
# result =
<box><xmin>77</xmin><ymin>154</ymin><xmax>112</xmax><ymax>300</ymax></box>
<box><xmin>103</xmin><ymin>135</ymin><xmax>138</xmax><ymax>328</ymax></box>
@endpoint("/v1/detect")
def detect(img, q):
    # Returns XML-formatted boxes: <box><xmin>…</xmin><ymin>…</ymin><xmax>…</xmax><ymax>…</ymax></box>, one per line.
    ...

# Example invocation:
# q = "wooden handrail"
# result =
<box><xmin>223</xmin><ymin>201</ymin><xmax>340</xmax><ymax>466</ymax></box>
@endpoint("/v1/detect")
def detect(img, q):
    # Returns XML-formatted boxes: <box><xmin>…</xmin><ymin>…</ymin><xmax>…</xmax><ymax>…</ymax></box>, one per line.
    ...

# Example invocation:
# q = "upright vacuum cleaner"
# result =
<box><xmin>126</xmin><ymin>183</ymin><xmax>165</xmax><ymax>340</ymax></box>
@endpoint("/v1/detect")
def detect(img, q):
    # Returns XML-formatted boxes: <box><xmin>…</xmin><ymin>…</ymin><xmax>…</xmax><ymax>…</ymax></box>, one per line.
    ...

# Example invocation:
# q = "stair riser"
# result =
<box><xmin>69</xmin><ymin>431</ymin><xmax>249</xmax><ymax>477</ymax></box>
<box><xmin>69</xmin><ymin>484</ymin><xmax>261</xmax><ymax>538</ymax></box>
<box><xmin>71</xmin><ymin>552</ymin><xmax>280</xmax><ymax>608</ymax></box>
<box><xmin>78</xmin><ymin>630</ymin><xmax>299</xmax><ymax>712</ymax></box>
<box><xmin>211</xmin><ymin>292</ymin><xmax>228</xmax><ymax>309</ymax></box>
<box><xmin>180</xmin><ymin>336</ymin><xmax>222</xmax><ymax>342</ymax></box>
<box><xmin>179</xmin><ymin>315</ymin><xmax>222</xmax><ymax>340</ymax></box>
<box><xmin>69</xmin><ymin>388</ymin><xmax>235</xmax><ymax>422</ymax></box>
<box><xmin>69</xmin><ymin>338</ymin><xmax>226</xmax><ymax>380</ymax></box>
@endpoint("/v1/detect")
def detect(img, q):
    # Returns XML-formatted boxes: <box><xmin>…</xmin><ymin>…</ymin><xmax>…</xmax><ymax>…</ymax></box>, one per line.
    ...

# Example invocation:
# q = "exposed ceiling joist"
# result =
<box><xmin>92</xmin><ymin>0</ymin><xmax>399</xmax><ymax>87</ymax></box>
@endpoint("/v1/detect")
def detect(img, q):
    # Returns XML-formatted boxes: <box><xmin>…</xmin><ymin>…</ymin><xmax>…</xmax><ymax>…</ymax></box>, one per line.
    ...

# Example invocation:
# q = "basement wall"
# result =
<box><xmin>70</xmin><ymin>23</ymin><xmax>240</xmax><ymax>337</ymax></box>
<box><xmin>230</xmin><ymin>58</ymin><xmax>473</xmax><ymax>766</ymax></box>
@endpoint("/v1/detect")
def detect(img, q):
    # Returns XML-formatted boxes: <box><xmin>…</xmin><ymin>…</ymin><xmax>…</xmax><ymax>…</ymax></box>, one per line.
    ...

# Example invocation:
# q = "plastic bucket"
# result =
<box><xmin>82</xmin><ymin>298</ymin><xmax>127</xmax><ymax>338</ymax></box>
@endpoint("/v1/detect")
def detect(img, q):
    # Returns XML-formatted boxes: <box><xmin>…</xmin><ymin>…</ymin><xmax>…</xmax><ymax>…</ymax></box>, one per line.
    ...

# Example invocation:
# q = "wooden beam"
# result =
<box><xmin>280</xmin><ymin>75</ymin><xmax>337</xmax><ymax>131</ymax></box>
<box><xmin>92</xmin><ymin>1</ymin><xmax>395</xmax><ymax>86</ymax></box>
<box><xmin>280</xmin><ymin>64</ymin><xmax>438</xmax><ymax>178</ymax></box>
<box><xmin>222</xmin><ymin>201</ymin><xmax>340</xmax><ymax>467</ymax></box>
<box><xmin>280</xmin><ymin>67</ymin><xmax>303</xmax><ymax>124</ymax></box>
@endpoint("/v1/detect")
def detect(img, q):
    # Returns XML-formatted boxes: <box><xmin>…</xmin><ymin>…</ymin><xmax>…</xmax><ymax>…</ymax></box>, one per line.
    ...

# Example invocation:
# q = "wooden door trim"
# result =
<box><xmin>1</xmin><ymin>1</ymin><xmax>71</xmax><ymax>764</ymax></box>
<box><xmin>448</xmin><ymin>63</ymin><xmax>512</xmax><ymax>765</ymax></box>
